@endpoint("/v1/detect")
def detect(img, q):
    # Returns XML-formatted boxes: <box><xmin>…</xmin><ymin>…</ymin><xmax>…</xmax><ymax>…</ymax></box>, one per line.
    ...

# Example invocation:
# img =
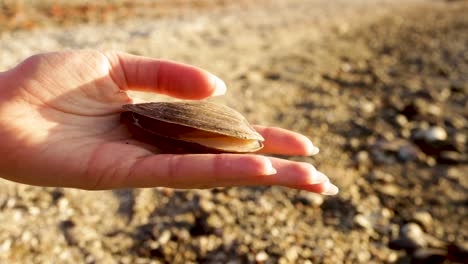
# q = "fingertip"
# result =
<box><xmin>302</xmin><ymin>136</ymin><xmax>320</xmax><ymax>156</ymax></box>
<box><xmin>321</xmin><ymin>181</ymin><xmax>339</xmax><ymax>195</ymax></box>
<box><xmin>254</xmin><ymin>127</ymin><xmax>320</xmax><ymax>156</ymax></box>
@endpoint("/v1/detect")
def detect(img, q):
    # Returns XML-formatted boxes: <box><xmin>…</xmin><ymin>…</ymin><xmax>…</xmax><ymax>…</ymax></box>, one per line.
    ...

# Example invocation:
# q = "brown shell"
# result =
<box><xmin>121</xmin><ymin>101</ymin><xmax>264</xmax><ymax>154</ymax></box>
<box><xmin>122</xmin><ymin>101</ymin><xmax>263</xmax><ymax>141</ymax></box>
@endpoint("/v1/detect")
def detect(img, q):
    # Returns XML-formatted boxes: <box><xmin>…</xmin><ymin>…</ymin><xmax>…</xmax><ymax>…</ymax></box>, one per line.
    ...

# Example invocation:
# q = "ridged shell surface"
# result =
<box><xmin>122</xmin><ymin>101</ymin><xmax>264</xmax><ymax>141</ymax></box>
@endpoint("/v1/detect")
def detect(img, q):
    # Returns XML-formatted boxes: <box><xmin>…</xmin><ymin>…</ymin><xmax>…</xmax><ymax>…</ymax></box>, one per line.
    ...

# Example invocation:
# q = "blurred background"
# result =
<box><xmin>0</xmin><ymin>0</ymin><xmax>466</xmax><ymax>263</ymax></box>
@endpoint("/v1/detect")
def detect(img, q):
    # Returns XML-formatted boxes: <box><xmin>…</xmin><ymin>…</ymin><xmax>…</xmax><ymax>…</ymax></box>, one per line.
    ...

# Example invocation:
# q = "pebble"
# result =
<box><xmin>158</xmin><ymin>230</ymin><xmax>171</xmax><ymax>245</ymax></box>
<box><xmin>437</xmin><ymin>151</ymin><xmax>466</xmax><ymax>164</ymax></box>
<box><xmin>295</xmin><ymin>192</ymin><xmax>324</xmax><ymax>207</ymax></box>
<box><xmin>361</xmin><ymin>101</ymin><xmax>376</xmax><ymax>114</ymax></box>
<box><xmin>411</xmin><ymin>211</ymin><xmax>433</xmax><ymax>231</ymax></box>
<box><xmin>389</xmin><ymin>223</ymin><xmax>428</xmax><ymax>251</ymax></box>
<box><xmin>199</xmin><ymin>198</ymin><xmax>216</xmax><ymax>213</ymax></box>
<box><xmin>446</xmin><ymin>167</ymin><xmax>462</xmax><ymax>181</ymax></box>
<box><xmin>356</xmin><ymin>151</ymin><xmax>370</xmax><ymax>164</ymax></box>
<box><xmin>206</xmin><ymin>214</ymin><xmax>224</xmax><ymax>229</ymax></box>
<box><xmin>379</xmin><ymin>184</ymin><xmax>400</xmax><ymax>197</ymax></box>
<box><xmin>426</xmin><ymin>104</ymin><xmax>441</xmax><ymax>117</ymax></box>
<box><xmin>395</xmin><ymin>114</ymin><xmax>408</xmax><ymax>127</ymax></box>
<box><xmin>348</xmin><ymin>138</ymin><xmax>361</xmax><ymax>150</ymax></box>
<box><xmin>454</xmin><ymin>133</ymin><xmax>466</xmax><ymax>147</ymax></box>
<box><xmin>369</xmin><ymin>170</ymin><xmax>395</xmax><ymax>183</ymax></box>
<box><xmin>246</xmin><ymin>71</ymin><xmax>264</xmax><ymax>83</ymax></box>
<box><xmin>354</xmin><ymin>214</ymin><xmax>373</xmax><ymax>230</ymax></box>
<box><xmin>285</xmin><ymin>246</ymin><xmax>299</xmax><ymax>262</ymax></box>
<box><xmin>255</xmin><ymin>251</ymin><xmax>269</xmax><ymax>263</ymax></box>
<box><xmin>0</xmin><ymin>239</ymin><xmax>12</xmax><ymax>253</ymax></box>
<box><xmin>423</xmin><ymin>126</ymin><xmax>447</xmax><ymax>142</ymax></box>
<box><xmin>28</xmin><ymin>206</ymin><xmax>40</xmax><ymax>216</ymax></box>
<box><xmin>356</xmin><ymin>250</ymin><xmax>371</xmax><ymax>262</ymax></box>
<box><xmin>398</xmin><ymin>143</ymin><xmax>421</xmax><ymax>162</ymax></box>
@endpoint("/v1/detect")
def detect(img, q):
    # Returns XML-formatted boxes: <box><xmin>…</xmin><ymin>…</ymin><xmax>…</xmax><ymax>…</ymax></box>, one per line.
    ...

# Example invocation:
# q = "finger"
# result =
<box><xmin>221</xmin><ymin>157</ymin><xmax>338</xmax><ymax>194</ymax></box>
<box><xmin>254</xmin><ymin>126</ymin><xmax>319</xmax><ymax>156</ymax></box>
<box><xmin>104</xmin><ymin>51</ymin><xmax>226</xmax><ymax>99</ymax></box>
<box><xmin>119</xmin><ymin>153</ymin><xmax>277</xmax><ymax>189</ymax></box>
<box><xmin>291</xmin><ymin>180</ymin><xmax>339</xmax><ymax>195</ymax></box>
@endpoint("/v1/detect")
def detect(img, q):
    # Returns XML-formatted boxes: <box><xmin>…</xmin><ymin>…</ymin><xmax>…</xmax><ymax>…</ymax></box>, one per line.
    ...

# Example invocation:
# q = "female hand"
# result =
<box><xmin>0</xmin><ymin>50</ymin><xmax>338</xmax><ymax>195</ymax></box>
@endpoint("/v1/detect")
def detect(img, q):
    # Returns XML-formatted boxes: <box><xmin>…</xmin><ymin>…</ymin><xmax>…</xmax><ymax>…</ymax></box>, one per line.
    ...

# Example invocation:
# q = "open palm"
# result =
<box><xmin>0</xmin><ymin>50</ymin><xmax>337</xmax><ymax>194</ymax></box>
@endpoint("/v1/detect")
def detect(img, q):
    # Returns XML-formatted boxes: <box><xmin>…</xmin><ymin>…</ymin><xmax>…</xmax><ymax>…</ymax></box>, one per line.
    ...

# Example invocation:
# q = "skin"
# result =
<box><xmin>0</xmin><ymin>50</ymin><xmax>338</xmax><ymax>195</ymax></box>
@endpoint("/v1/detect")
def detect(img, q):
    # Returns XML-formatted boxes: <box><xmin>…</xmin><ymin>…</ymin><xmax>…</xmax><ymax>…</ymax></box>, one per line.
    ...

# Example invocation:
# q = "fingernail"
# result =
<box><xmin>304</xmin><ymin>140</ymin><xmax>319</xmax><ymax>156</ymax></box>
<box><xmin>309</xmin><ymin>146</ymin><xmax>320</xmax><ymax>155</ymax></box>
<box><xmin>321</xmin><ymin>181</ymin><xmax>339</xmax><ymax>196</ymax></box>
<box><xmin>264</xmin><ymin>158</ymin><xmax>277</xmax><ymax>175</ymax></box>
<box><xmin>310</xmin><ymin>171</ymin><xmax>328</xmax><ymax>184</ymax></box>
<box><xmin>211</xmin><ymin>75</ymin><xmax>227</xmax><ymax>96</ymax></box>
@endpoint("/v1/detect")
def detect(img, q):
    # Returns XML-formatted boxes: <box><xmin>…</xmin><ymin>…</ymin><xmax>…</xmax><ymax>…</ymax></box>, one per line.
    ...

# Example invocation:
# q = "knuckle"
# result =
<box><xmin>292</xmin><ymin>162</ymin><xmax>315</xmax><ymax>176</ymax></box>
<box><xmin>250</xmin><ymin>156</ymin><xmax>270</xmax><ymax>174</ymax></box>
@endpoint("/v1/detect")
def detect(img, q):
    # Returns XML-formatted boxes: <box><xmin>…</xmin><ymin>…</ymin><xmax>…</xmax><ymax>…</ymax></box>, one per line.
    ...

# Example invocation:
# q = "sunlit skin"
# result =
<box><xmin>0</xmin><ymin>50</ymin><xmax>338</xmax><ymax>195</ymax></box>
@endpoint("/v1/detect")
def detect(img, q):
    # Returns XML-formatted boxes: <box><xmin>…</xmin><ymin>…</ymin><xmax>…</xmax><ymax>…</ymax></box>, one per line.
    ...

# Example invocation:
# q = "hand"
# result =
<box><xmin>0</xmin><ymin>50</ymin><xmax>338</xmax><ymax>195</ymax></box>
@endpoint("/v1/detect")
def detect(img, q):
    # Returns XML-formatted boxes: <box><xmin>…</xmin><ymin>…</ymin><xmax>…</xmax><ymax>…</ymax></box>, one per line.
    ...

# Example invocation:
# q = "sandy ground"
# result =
<box><xmin>0</xmin><ymin>0</ymin><xmax>467</xmax><ymax>263</ymax></box>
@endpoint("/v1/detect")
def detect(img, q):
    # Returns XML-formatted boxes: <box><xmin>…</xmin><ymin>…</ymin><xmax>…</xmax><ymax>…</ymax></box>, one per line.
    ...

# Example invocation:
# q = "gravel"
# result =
<box><xmin>0</xmin><ymin>0</ymin><xmax>467</xmax><ymax>263</ymax></box>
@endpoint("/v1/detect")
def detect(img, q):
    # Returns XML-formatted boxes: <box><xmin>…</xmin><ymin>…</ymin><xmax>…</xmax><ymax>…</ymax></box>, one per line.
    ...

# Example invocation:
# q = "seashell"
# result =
<box><xmin>121</xmin><ymin>101</ymin><xmax>264</xmax><ymax>153</ymax></box>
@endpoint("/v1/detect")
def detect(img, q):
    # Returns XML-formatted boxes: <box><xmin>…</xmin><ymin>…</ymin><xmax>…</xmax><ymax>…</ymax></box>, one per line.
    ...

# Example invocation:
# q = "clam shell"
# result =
<box><xmin>121</xmin><ymin>101</ymin><xmax>264</xmax><ymax>153</ymax></box>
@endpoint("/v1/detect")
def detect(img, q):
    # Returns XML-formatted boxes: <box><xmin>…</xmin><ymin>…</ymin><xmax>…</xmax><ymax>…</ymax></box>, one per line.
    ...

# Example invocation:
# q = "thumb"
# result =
<box><xmin>104</xmin><ymin>51</ymin><xmax>227</xmax><ymax>99</ymax></box>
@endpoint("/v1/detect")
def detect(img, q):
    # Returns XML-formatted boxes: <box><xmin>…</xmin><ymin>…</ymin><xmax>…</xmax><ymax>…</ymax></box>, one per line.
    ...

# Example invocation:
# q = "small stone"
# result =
<box><xmin>395</xmin><ymin>114</ymin><xmax>408</xmax><ymax>127</ymax></box>
<box><xmin>369</xmin><ymin>170</ymin><xmax>395</xmax><ymax>183</ymax></box>
<box><xmin>357</xmin><ymin>250</ymin><xmax>371</xmax><ymax>262</ymax></box>
<box><xmin>411</xmin><ymin>211</ymin><xmax>433</xmax><ymax>231</ymax></box>
<box><xmin>389</xmin><ymin>223</ymin><xmax>427</xmax><ymax>251</ymax></box>
<box><xmin>341</xmin><ymin>62</ymin><xmax>352</xmax><ymax>72</ymax></box>
<box><xmin>446</xmin><ymin>167</ymin><xmax>462</xmax><ymax>180</ymax></box>
<box><xmin>28</xmin><ymin>206</ymin><xmax>40</xmax><ymax>216</ymax></box>
<box><xmin>158</xmin><ymin>230</ymin><xmax>171</xmax><ymax>245</ymax></box>
<box><xmin>354</xmin><ymin>214</ymin><xmax>373</xmax><ymax>230</ymax></box>
<box><xmin>206</xmin><ymin>214</ymin><xmax>223</xmax><ymax>229</ymax></box>
<box><xmin>387</xmin><ymin>252</ymin><xmax>399</xmax><ymax>262</ymax></box>
<box><xmin>255</xmin><ymin>251</ymin><xmax>269</xmax><ymax>263</ymax></box>
<box><xmin>425</xmin><ymin>156</ymin><xmax>437</xmax><ymax>166</ymax></box>
<box><xmin>5</xmin><ymin>198</ymin><xmax>16</xmax><ymax>208</ymax></box>
<box><xmin>401</xmin><ymin>128</ymin><xmax>412</xmax><ymax>139</ymax></box>
<box><xmin>246</xmin><ymin>71</ymin><xmax>264</xmax><ymax>83</ymax></box>
<box><xmin>57</xmin><ymin>197</ymin><xmax>69</xmax><ymax>211</ymax></box>
<box><xmin>437</xmin><ymin>151</ymin><xmax>466</xmax><ymax>164</ymax></box>
<box><xmin>426</xmin><ymin>104</ymin><xmax>441</xmax><ymax>117</ymax></box>
<box><xmin>423</xmin><ymin>126</ymin><xmax>447</xmax><ymax>142</ymax></box>
<box><xmin>398</xmin><ymin>144</ymin><xmax>421</xmax><ymax>162</ymax></box>
<box><xmin>295</xmin><ymin>192</ymin><xmax>324</xmax><ymax>207</ymax></box>
<box><xmin>401</xmin><ymin>223</ymin><xmax>424</xmax><ymax>238</ymax></box>
<box><xmin>285</xmin><ymin>247</ymin><xmax>299</xmax><ymax>262</ymax></box>
<box><xmin>349</xmin><ymin>138</ymin><xmax>361</xmax><ymax>149</ymax></box>
<box><xmin>199</xmin><ymin>198</ymin><xmax>215</xmax><ymax>213</ymax></box>
<box><xmin>0</xmin><ymin>239</ymin><xmax>12</xmax><ymax>253</ymax></box>
<box><xmin>379</xmin><ymin>184</ymin><xmax>400</xmax><ymax>197</ymax></box>
<box><xmin>454</xmin><ymin>133</ymin><xmax>466</xmax><ymax>147</ymax></box>
<box><xmin>356</xmin><ymin>151</ymin><xmax>370</xmax><ymax>164</ymax></box>
<box><xmin>361</xmin><ymin>101</ymin><xmax>375</xmax><ymax>114</ymax></box>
